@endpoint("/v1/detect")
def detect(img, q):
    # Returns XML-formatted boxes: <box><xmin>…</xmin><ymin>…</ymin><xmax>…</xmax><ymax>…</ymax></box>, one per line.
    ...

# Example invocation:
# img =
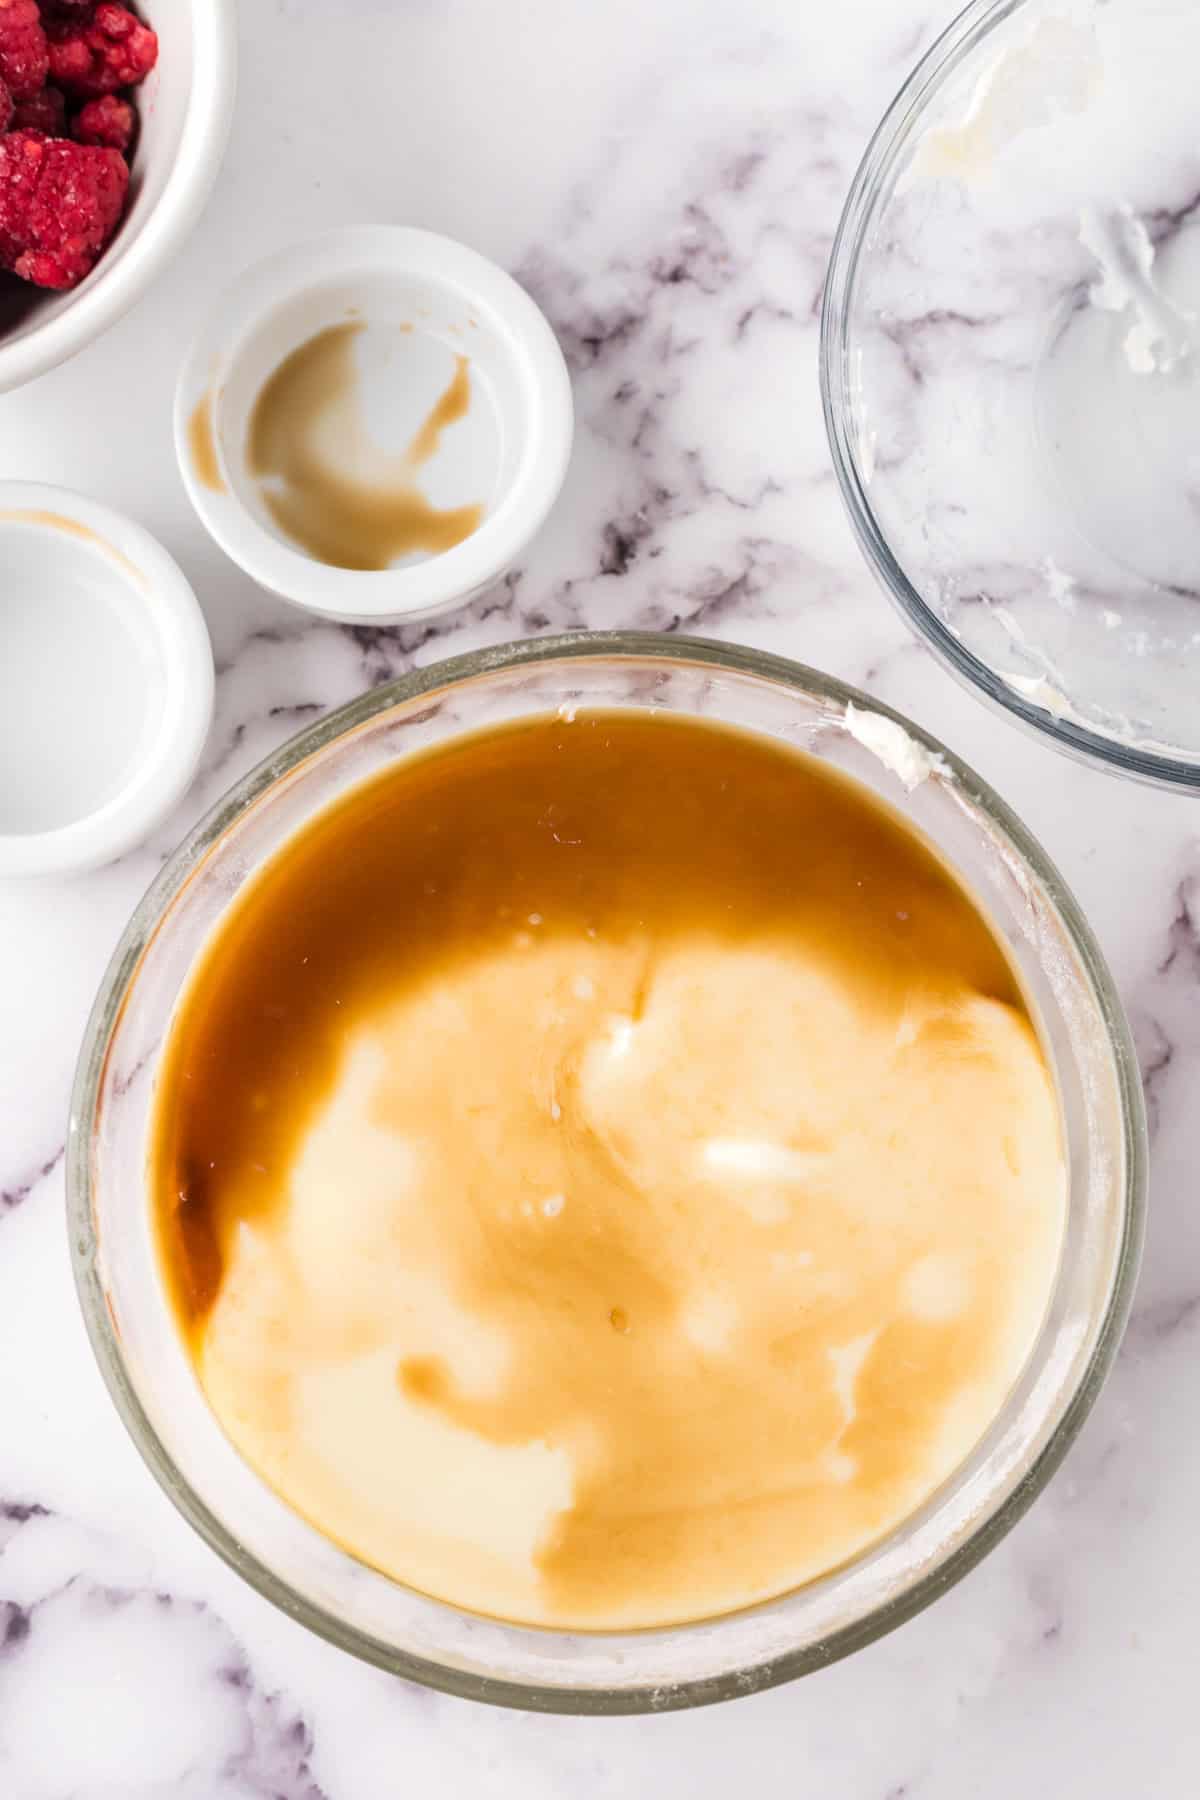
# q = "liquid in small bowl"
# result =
<box><xmin>241</xmin><ymin>321</ymin><xmax>491</xmax><ymax>572</ymax></box>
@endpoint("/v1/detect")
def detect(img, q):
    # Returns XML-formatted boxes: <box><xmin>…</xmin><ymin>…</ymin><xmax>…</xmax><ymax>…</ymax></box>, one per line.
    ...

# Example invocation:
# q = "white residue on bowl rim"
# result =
<box><xmin>843</xmin><ymin>704</ymin><xmax>948</xmax><ymax>791</ymax></box>
<box><xmin>900</xmin><ymin>5</ymin><xmax>1102</xmax><ymax>190</ymax></box>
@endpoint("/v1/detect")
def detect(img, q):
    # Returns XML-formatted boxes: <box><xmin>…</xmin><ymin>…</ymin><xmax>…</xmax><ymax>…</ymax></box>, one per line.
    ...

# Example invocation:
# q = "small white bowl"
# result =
<box><xmin>0</xmin><ymin>0</ymin><xmax>238</xmax><ymax>395</ymax></box>
<box><xmin>0</xmin><ymin>485</ymin><xmax>213</xmax><ymax>878</ymax></box>
<box><xmin>174</xmin><ymin>227</ymin><xmax>574</xmax><ymax>625</ymax></box>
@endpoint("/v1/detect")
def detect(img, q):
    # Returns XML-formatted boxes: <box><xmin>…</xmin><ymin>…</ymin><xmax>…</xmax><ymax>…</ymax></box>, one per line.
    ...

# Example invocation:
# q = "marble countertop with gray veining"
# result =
<box><xmin>0</xmin><ymin>1</ymin><xmax>1195</xmax><ymax>1793</ymax></box>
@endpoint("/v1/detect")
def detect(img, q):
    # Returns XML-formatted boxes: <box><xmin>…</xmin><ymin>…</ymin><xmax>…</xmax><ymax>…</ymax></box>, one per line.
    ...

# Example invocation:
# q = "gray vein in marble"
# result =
<box><xmin>1126</xmin><ymin>1291</ymin><xmax>1200</xmax><ymax>1347</ymax></box>
<box><xmin>878</xmin><ymin>308</ymin><xmax>1009</xmax><ymax>389</ymax></box>
<box><xmin>0</xmin><ymin>1144</ymin><xmax>63</xmax><ymax>1214</ymax></box>
<box><xmin>0</xmin><ymin>1502</ymin><xmax>331</xmax><ymax>1800</ymax></box>
<box><xmin>341</xmin><ymin>569</ymin><xmax>530</xmax><ymax>687</ymax></box>
<box><xmin>1136</xmin><ymin>1015</ymin><xmax>1173</xmax><ymax>1139</ymax></box>
<box><xmin>858</xmin><ymin>633</ymin><xmax>927</xmax><ymax>692</ymax></box>
<box><xmin>0</xmin><ymin>1502</ymin><xmax>50</xmax><ymax>1524</ymax></box>
<box><xmin>213</xmin><ymin>624</ymin><xmax>303</xmax><ymax>681</ymax></box>
<box><xmin>1120</xmin><ymin>862</ymin><xmax>1200</xmax><ymax>1360</ymax></box>
<box><xmin>268</xmin><ymin>701</ymin><xmax>323</xmax><ymax>724</ymax></box>
<box><xmin>1146</xmin><ymin>184</ymin><xmax>1200</xmax><ymax>252</ymax></box>
<box><xmin>1155</xmin><ymin>875</ymin><xmax>1200</xmax><ymax>977</ymax></box>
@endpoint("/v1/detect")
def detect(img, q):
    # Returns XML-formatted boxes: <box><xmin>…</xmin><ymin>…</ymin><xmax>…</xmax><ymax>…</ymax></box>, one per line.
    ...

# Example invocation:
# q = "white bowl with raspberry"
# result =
<box><xmin>0</xmin><ymin>0</ymin><xmax>237</xmax><ymax>393</ymax></box>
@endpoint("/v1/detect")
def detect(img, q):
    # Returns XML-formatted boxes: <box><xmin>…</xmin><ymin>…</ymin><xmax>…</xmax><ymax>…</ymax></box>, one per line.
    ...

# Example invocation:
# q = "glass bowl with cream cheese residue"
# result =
<box><xmin>68</xmin><ymin>634</ymin><xmax>1144</xmax><ymax>1713</ymax></box>
<box><xmin>823</xmin><ymin>0</ymin><xmax>1200</xmax><ymax>789</ymax></box>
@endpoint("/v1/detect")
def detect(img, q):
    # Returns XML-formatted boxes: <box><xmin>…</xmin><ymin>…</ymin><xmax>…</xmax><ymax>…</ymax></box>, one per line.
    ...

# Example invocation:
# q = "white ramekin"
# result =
<box><xmin>0</xmin><ymin>484</ymin><xmax>213</xmax><ymax>877</ymax></box>
<box><xmin>174</xmin><ymin>227</ymin><xmax>574</xmax><ymax>625</ymax></box>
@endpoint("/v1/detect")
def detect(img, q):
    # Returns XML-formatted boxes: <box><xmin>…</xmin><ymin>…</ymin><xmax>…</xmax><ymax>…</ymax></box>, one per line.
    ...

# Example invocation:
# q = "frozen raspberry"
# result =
<box><xmin>0</xmin><ymin>129</ymin><xmax>42</xmax><ymax>266</ymax></box>
<box><xmin>0</xmin><ymin>129</ymin><xmax>128</xmax><ymax>289</ymax></box>
<box><xmin>0</xmin><ymin>0</ymin><xmax>48</xmax><ymax>100</ymax></box>
<box><xmin>72</xmin><ymin>91</ymin><xmax>132</xmax><ymax>151</ymax></box>
<box><xmin>11</xmin><ymin>82</ymin><xmax>65</xmax><ymax>132</ymax></box>
<box><xmin>45</xmin><ymin>3</ymin><xmax>155</xmax><ymax>96</ymax></box>
<box><xmin>0</xmin><ymin>75</ymin><xmax>11</xmax><ymax>133</ymax></box>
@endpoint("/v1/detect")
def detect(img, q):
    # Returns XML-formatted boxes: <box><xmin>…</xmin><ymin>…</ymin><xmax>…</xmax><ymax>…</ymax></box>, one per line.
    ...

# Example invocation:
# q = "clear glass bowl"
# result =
<box><xmin>822</xmin><ymin>0</ymin><xmax>1200</xmax><ymax>789</ymax></box>
<box><xmin>68</xmin><ymin>634</ymin><xmax>1145</xmax><ymax>1713</ymax></box>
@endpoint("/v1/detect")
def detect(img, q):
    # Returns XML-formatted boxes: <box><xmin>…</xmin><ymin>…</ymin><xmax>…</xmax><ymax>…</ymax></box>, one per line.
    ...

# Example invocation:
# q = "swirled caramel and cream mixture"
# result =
<box><xmin>151</xmin><ymin>711</ymin><xmax>1064</xmax><ymax>1630</ymax></box>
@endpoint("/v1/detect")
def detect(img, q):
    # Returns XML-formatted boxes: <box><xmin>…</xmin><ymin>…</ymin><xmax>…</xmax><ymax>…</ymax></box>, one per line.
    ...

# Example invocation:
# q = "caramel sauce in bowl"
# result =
<box><xmin>68</xmin><ymin>635</ymin><xmax>1145</xmax><ymax>1711</ymax></box>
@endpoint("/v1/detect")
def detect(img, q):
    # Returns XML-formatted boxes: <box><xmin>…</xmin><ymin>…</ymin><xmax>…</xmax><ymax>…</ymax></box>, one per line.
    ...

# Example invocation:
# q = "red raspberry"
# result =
<box><xmin>0</xmin><ymin>128</ymin><xmax>42</xmax><ymax>266</ymax></box>
<box><xmin>0</xmin><ymin>128</ymin><xmax>128</xmax><ymax>289</ymax></box>
<box><xmin>72</xmin><ymin>91</ymin><xmax>132</xmax><ymax>151</ymax></box>
<box><xmin>0</xmin><ymin>75</ymin><xmax>11</xmax><ymax>133</ymax></box>
<box><xmin>11</xmin><ymin>82</ymin><xmax>65</xmax><ymax>132</ymax></box>
<box><xmin>45</xmin><ymin>2</ymin><xmax>155</xmax><ymax>96</ymax></box>
<box><xmin>0</xmin><ymin>0</ymin><xmax>48</xmax><ymax>100</ymax></box>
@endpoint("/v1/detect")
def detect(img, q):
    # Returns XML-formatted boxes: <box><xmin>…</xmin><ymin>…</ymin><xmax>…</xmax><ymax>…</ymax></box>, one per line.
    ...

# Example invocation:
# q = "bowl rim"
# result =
<box><xmin>0</xmin><ymin>0</ymin><xmax>239</xmax><ymax>395</ymax></box>
<box><xmin>819</xmin><ymin>0</ymin><xmax>1200</xmax><ymax>793</ymax></box>
<box><xmin>66</xmin><ymin>631</ymin><xmax>1147</xmax><ymax>1713</ymax></box>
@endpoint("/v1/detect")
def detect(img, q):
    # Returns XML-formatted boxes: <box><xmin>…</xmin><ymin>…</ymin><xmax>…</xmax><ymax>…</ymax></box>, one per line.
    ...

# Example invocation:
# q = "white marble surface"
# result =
<box><xmin>0</xmin><ymin>1</ymin><xmax>1196</xmax><ymax>1793</ymax></box>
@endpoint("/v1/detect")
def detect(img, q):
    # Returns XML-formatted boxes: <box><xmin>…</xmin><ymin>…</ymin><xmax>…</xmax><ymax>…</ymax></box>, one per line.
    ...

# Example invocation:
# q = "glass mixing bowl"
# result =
<box><xmin>822</xmin><ymin>0</ymin><xmax>1200</xmax><ymax>788</ymax></box>
<box><xmin>68</xmin><ymin>634</ymin><xmax>1145</xmax><ymax>1712</ymax></box>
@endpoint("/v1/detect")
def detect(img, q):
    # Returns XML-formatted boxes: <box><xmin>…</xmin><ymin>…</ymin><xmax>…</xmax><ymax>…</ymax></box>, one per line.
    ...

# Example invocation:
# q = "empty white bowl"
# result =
<box><xmin>174</xmin><ymin>227</ymin><xmax>574</xmax><ymax>625</ymax></box>
<box><xmin>0</xmin><ymin>485</ymin><xmax>213</xmax><ymax>877</ymax></box>
<box><xmin>0</xmin><ymin>0</ymin><xmax>238</xmax><ymax>394</ymax></box>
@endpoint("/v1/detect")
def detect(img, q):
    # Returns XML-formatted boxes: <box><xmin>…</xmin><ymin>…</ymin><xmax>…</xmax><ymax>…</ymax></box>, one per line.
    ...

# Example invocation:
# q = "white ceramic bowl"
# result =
<box><xmin>175</xmin><ymin>228</ymin><xmax>574</xmax><ymax>625</ymax></box>
<box><xmin>0</xmin><ymin>0</ymin><xmax>238</xmax><ymax>395</ymax></box>
<box><xmin>0</xmin><ymin>484</ymin><xmax>214</xmax><ymax>877</ymax></box>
